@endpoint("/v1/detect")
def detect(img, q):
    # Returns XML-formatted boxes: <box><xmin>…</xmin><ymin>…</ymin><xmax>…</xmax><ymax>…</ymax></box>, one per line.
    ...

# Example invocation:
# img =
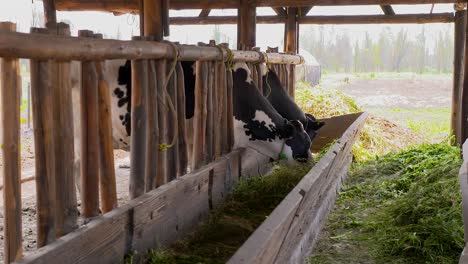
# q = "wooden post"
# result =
<box><xmin>176</xmin><ymin>62</ymin><xmax>188</xmax><ymax>176</ymax></box>
<box><xmin>462</xmin><ymin>7</ymin><xmax>468</xmax><ymax>146</ymax></box>
<box><xmin>215</xmin><ymin>60</ymin><xmax>225</xmax><ymax>158</ymax></box>
<box><xmin>145</xmin><ymin>59</ymin><xmax>159</xmax><ymax>191</ymax></box>
<box><xmin>285</xmin><ymin>8</ymin><xmax>298</xmax><ymax>99</ymax></box>
<box><xmin>143</xmin><ymin>0</ymin><xmax>163</xmax><ymax>40</ymax></box>
<box><xmin>167</xmin><ymin>60</ymin><xmax>179</xmax><ymax>181</ymax></box>
<box><xmin>43</xmin><ymin>0</ymin><xmax>57</xmax><ymax>27</ymax></box>
<box><xmin>93</xmin><ymin>34</ymin><xmax>118</xmax><ymax>212</ymax></box>
<box><xmin>205</xmin><ymin>61</ymin><xmax>215</xmax><ymax>162</ymax></box>
<box><xmin>226</xmin><ymin>62</ymin><xmax>235</xmax><ymax>152</ymax></box>
<box><xmin>130</xmin><ymin>50</ymin><xmax>148</xmax><ymax>198</ymax></box>
<box><xmin>52</xmin><ymin>23</ymin><xmax>78</xmax><ymax>235</ymax></box>
<box><xmin>1</xmin><ymin>22</ymin><xmax>23</xmax><ymax>263</ymax></box>
<box><xmin>30</xmin><ymin>27</ymin><xmax>57</xmax><ymax>248</ymax></box>
<box><xmin>453</xmin><ymin>9</ymin><xmax>467</xmax><ymax>145</ymax></box>
<box><xmin>238</xmin><ymin>0</ymin><xmax>256</xmax><ymax>49</ymax></box>
<box><xmin>156</xmin><ymin>60</ymin><xmax>168</xmax><ymax>185</ymax></box>
<box><xmin>192</xmin><ymin>61</ymin><xmax>208</xmax><ymax>170</ymax></box>
<box><xmin>79</xmin><ymin>30</ymin><xmax>100</xmax><ymax>217</ymax></box>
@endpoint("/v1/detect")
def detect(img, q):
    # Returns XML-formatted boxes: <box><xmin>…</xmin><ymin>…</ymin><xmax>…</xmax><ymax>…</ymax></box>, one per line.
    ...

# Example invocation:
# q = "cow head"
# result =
<box><xmin>304</xmin><ymin>113</ymin><xmax>325</xmax><ymax>141</ymax></box>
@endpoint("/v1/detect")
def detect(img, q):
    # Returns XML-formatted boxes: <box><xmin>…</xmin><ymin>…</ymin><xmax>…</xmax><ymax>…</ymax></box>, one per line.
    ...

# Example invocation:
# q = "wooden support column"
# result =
<box><xmin>238</xmin><ymin>0</ymin><xmax>256</xmax><ymax>49</ymax></box>
<box><xmin>30</xmin><ymin>27</ymin><xmax>57</xmax><ymax>248</ymax></box>
<box><xmin>1</xmin><ymin>22</ymin><xmax>23</xmax><ymax>263</ymax></box>
<box><xmin>462</xmin><ymin>6</ymin><xmax>468</xmax><ymax>146</ymax></box>
<box><xmin>43</xmin><ymin>0</ymin><xmax>57</xmax><ymax>26</ymax></box>
<box><xmin>79</xmin><ymin>30</ymin><xmax>100</xmax><ymax>218</ymax></box>
<box><xmin>453</xmin><ymin>9</ymin><xmax>467</xmax><ymax>145</ymax></box>
<box><xmin>52</xmin><ymin>23</ymin><xmax>79</xmax><ymax>235</ymax></box>
<box><xmin>285</xmin><ymin>7</ymin><xmax>298</xmax><ymax>99</ymax></box>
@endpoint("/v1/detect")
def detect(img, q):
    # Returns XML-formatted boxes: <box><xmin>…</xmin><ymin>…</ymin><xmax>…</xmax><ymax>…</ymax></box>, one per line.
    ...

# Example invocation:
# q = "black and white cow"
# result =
<box><xmin>75</xmin><ymin>60</ymin><xmax>314</xmax><ymax>163</ymax></box>
<box><xmin>261</xmin><ymin>66</ymin><xmax>324</xmax><ymax>142</ymax></box>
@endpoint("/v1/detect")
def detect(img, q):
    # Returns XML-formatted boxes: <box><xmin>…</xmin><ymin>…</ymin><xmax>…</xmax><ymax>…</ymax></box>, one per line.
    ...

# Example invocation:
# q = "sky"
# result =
<box><xmin>0</xmin><ymin>1</ymin><xmax>456</xmax><ymax>52</ymax></box>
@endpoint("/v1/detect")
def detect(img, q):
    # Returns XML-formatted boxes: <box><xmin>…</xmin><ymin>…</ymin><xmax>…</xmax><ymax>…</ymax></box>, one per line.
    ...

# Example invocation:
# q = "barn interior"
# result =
<box><xmin>0</xmin><ymin>0</ymin><xmax>467</xmax><ymax>263</ymax></box>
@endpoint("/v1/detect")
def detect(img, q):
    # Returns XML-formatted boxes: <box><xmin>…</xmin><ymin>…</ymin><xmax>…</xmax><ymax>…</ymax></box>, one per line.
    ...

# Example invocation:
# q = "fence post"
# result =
<box><xmin>1</xmin><ymin>22</ymin><xmax>23</xmax><ymax>263</ymax></box>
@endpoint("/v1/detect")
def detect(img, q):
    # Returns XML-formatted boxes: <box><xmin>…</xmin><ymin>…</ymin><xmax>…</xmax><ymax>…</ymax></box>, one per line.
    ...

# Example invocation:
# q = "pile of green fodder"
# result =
<box><xmin>143</xmin><ymin>162</ymin><xmax>313</xmax><ymax>264</ymax></box>
<box><xmin>311</xmin><ymin>142</ymin><xmax>464</xmax><ymax>264</ymax></box>
<box><xmin>295</xmin><ymin>81</ymin><xmax>423</xmax><ymax>161</ymax></box>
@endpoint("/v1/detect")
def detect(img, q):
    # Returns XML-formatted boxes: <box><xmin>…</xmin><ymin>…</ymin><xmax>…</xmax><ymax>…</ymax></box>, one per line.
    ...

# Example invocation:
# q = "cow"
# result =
<box><xmin>72</xmin><ymin>59</ymin><xmax>314</xmax><ymax>166</ymax></box>
<box><xmin>261</xmin><ymin>65</ymin><xmax>325</xmax><ymax>142</ymax></box>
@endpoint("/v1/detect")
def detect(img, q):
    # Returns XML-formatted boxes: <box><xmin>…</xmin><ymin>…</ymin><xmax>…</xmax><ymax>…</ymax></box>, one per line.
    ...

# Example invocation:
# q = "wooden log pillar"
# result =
<box><xmin>453</xmin><ymin>9</ymin><xmax>467</xmax><ymax>145</ymax></box>
<box><xmin>238</xmin><ymin>0</ymin><xmax>256</xmax><ymax>49</ymax></box>
<box><xmin>52</xmin><ymin>23</ymin><xmax>79</xmax><ymax>235</ymax></box>
<box><xmin>462</xmin><ymin>6</ymin><xmax>468</xmax><ymax>146</ymax></box>
<box><xmin>0</xmin><ymin>22</ymin><xmax>23</xmax><ymax>263</ymax></box>
<box><xmin>43</xmin><ymin>0</ymin><xmax>57</xmax><ymax>27</ymax></box>
<box><xmin>156</xmin><ymin>59</ymin><xmax>168</xmax><ymax>185</ymax></box>
<box><xmin>176</xmin><ymin>62</ymin><xmax>188</xmax><ymax>176</ymax></box>
<box><xmin>79</xmin><ymin>30</ymin><xmax>100</xmax><ymax>218</ymax></box>
<box><xmin>167</xmin><ymin>60</ymin><xmax>179</xmax><ymax>181</ymax></box>
<box><xmin>93</xmin><ymin>33</ymin><xmax>118</xmax><ymax>212</ymax></box>
<box><xmin>285</xmin><ymin>7</ymin><xmax>298</xmax><ymax>99</ymax></box>
<box><xmin>192</xmin><ymin>60</ymin><xmax>208</xmax><ymax>170</ymax></box>
<box><xmin>146</xmin><ymin>59</ymin><xmax>159</xmax><ymax>190</ymax></box>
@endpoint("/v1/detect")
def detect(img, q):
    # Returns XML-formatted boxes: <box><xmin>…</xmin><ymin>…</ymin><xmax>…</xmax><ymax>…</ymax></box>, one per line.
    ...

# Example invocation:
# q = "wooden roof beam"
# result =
<box><xmin>381</xmin><ymin>5</ymin><xmax>396</xmax><ymax>15</ymax></box>
<box><xmin>299</xmin><ymin>12</ymin><xmax>454</xmax><ymax>24</ymax></box>
<box><xmin>300</xmin><ymin>6</ymin><xmax>313</xmax><ymax>17</ymax></box>
<box><xmin>55</xmin><ymin>0</ymin><xmax>466</xmax><ymax>12</ymax></box>
<box><xmin>272</xmin><ymin>7</ymin><xmax>287</xmax><ymax>16</ymax></box>
<box><xmin>170</xmin><ymin>12</ymin><xmax>454</xmax><ymax>25</ymax></box>
<box><xmin>199</xmin><ymin>9</ymin><xmax>211</xmax><ymax>17</ymax></box>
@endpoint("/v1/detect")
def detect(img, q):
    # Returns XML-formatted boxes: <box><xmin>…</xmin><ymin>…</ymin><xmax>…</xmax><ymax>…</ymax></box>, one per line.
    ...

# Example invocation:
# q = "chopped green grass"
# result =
<box><xmin>295</xmin><ymin>82</ymin><xmax>422</xmax><ymax>161</ymax></box>
<box><xmin>310</xmin><ymin>142</ymin><xmax>463</xmax><ymax>264</ymax></box>
<box><xmin>145</xmin><ymin>161</ymin><xmax>314</xmax><ymax>264</ymax></box>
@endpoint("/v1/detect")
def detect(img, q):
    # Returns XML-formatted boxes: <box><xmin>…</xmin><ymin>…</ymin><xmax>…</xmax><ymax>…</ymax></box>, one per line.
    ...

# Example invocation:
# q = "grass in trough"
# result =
<box><xmin>295</xmin><ymin>82</ymin><xmax>422</xmax><ymax>161</ymax></box>
<box><xmin>310</xmin><ymin>141</ymin><xmax>463</xmax><ymax>264</ymax></box>
<box><xmin>144</xmin><ymin>161</ymin><xmax>313</xmax><ymax>264</ymax></box>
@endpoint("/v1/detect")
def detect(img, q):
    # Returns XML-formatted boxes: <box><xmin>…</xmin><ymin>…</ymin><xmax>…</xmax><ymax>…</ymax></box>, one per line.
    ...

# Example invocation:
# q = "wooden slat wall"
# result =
<box><xmin>1</xmin><ymin>22</ymin><xmax>23</xmax><ymax>263</ymax></box>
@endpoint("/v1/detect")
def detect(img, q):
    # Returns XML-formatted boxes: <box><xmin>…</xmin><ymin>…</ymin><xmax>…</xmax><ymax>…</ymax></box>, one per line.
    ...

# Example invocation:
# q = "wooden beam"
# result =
<box><xmin>0</xmin><ymin>30</ymin><xmax>304</xmax><ymax>63</ymax></box>
<box><xmin>299</xmin><ymin>13</ymin><xmax>455</xmax><ymax>24</ymax></box>
<box><xmin>170</xmin><ymin>15</ymin><xmax>285</xmax><ymax>25</ymax></box>
<box><xmin>299</xmin><ymin>6</ymin><xmax>313</xmax><ymax>17</ymax></box>
<box><xmin>285</xmin><ymin>7</ymin><xmax>298</xmax><ymax>54</ymax></box>
<box><xmin>43</xmin><ymin>0</ymin><xmax>57</xmax><ymax>26</ymax></box>
<box><xmin>452</xmin><ymin>10</ymin><xmax>466</xmax><ymax>145</ymax></box>
<box><xmin>272</xmin><ymin>7</ymin><xmax>287</xmax><ymax>16</ymax></box>
<box><xmin>462</xmin><ymin>9</ymin><xmax>468</xmax><ymax>145</ymax></box>
<box><xmin>0</xmin><ymin>22</ymin><xmax>23</xmax><ymax>263</ymax></box>
<box><xmin>238</xmin><ymin>0</ymin><xmax>257</xmax><ymax>49</ymax></box>
<box><xmin>55</xmin><ymin>0</ymin><xmax>466</xmax><ymax>12</ymax></box>
<box><xmin>380</xmin><ymin>5</ymin><xmax>396</xmax><ymax>15</ymax></box>
<box><xmin>199</xmin><ymin>9</ymin><xmax>211</xmax><ymax>17</ymax></box>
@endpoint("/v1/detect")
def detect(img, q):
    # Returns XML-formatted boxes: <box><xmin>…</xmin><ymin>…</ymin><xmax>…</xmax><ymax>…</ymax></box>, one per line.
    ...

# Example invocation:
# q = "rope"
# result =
<box><xmin>217</xmin><ymin>44</ymin><xmax>235</xmax><ymax>70</ymax></box>
<box><xmin>158</xmin><ymin>41</ymin><xmax>179</xmax><ymax>152</ymax></box>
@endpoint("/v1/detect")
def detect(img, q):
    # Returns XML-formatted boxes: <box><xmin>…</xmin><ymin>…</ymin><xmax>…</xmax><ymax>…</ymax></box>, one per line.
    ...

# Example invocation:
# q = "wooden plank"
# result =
<box><xmin>238</xmin><ymin>0</ymin><xmax>257</xmax><ymax>49</ymax></box>
<box><xmin>299</xmin><ymin>6</ymin><xmax>313</xmax><ymax>17</ymax></box>
<box><xmin>191</xmin><ymin>61</ymin><xmax>208</xmax><ymax>170</ymax></box>
<box><xmin>143</xmin><ymin>0</ymin><xmax>162</xmax><ymax>39</ymax></box>
<box><xmin>453</xmin><ymin>10</ymin><xmax>467</xmax><ymax>145</ymax></box>
<box><xmin>175</xmin><ymin>62</ymin><xmax>188</xmax><ymax>176</ymax></box>
<box><xmin>226</xmin><ymin>62</ymin><xmax>234</xmax><ymax>152</ymax></box>
<box><xmin>145</xmin><ymin>60</ymin><xmax>159</xmax><ymax>190</ymax></box>
<box><xmin>206</xmin><ymin>61</ymin><xmax>215</xmax><ymax>162</ymax></box>
<box><xmin>0</xmin><ymin>31</ymin><xmax>304</xmax><ymax>64</ymax></box>
<box><xmin>171</xmin><ymin>15</ymin><xmax>285</xmax><ymax>24</ymax></box>
<box><xmin>30</xmin><ymin>27</ymin><xmax>57</xmax><ymax>248</ymax></box>
<box><xmin>167</xmin><ymin>58</ymin><xmax>179</xmax><ymax>181</ymax></box>
<box><xmin>1</xmin><ymin>22</ymin><xmax>23</xmax><ymax>263</ymax></box>
<box><xmin>53</xmin><ymin>24</ymin><xmax>79</xmax><ymax>235</ymax></box>
<box><xmin>79</xmin><ymin>30</ymin><xmax>100</xmax><ymax>218</ymax></box>
<box><xmin>199</xmin><ymin>9</ymin><xmax>211</xmax><ymax>17</ymax></box>
<box><xmin>54</xmin><ymin>0</ymin><xmax>464</xmax><ymax>11</ymax></box>
<box><xmin>14</xmin><ymin>150</ymin><xmax>242</xmax><ymax>264</ymax></box>
<box><xmin>94</xmin><ymin>33</ymin><xmax>117</xmax><ymax>212</ymax></box>
<box><xmin>462</xmin><ymin>10</ymin><xmax>468</xmax><ymax>146</ymax></box>
<box><xmin>156</xmin><ymin>60</ymin><xmax>169</xmax><ymax>186</ymax></box>
<box><xmin>130</xmin><ymin>57</ymin><xmax>148</xmax><ymax>198</ymax></box>
<box><xmin>272</xmin><ymin>7</ymin><xmax>287</xmax><ymax>16</ymax></box>
<box><xmin>43</xmin><ymin>0</ymin><xmax>57</xmax><ymax>26</ymax></box>
<box><xmin>285</xmin><ymin>7</ymin><xmax>298</xmax><ymax>54</ymax></box>
<box><xmin>299</xmin><ymin>13</ymin><xmax>454</xmax><ymax>24</ymax></box>
<box><xmin>380</xmin><ymin>5</ymin><xmax>396</xmax><ymax>15</ymax></box>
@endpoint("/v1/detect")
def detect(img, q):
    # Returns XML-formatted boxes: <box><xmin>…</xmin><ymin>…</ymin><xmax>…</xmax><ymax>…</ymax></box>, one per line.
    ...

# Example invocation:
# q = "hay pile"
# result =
<box><xmin>295</xmin><ymin>82</ymin><xmax>423</xmax><ymax>161</ymax></box>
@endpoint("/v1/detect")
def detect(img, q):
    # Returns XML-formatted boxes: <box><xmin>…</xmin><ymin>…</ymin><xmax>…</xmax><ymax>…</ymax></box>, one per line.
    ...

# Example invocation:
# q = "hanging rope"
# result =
<box><xmin>217</xmin><ymin>44</ymin><xmax>235</xmax><ymax>71</ymax></box>
<box><xmin>158</xmin><ymin>41</ymin><xmax>179</xmax><ymax>152</ymax></box>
